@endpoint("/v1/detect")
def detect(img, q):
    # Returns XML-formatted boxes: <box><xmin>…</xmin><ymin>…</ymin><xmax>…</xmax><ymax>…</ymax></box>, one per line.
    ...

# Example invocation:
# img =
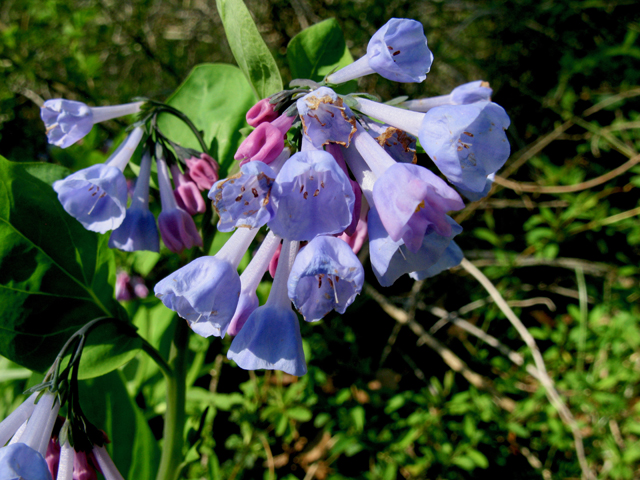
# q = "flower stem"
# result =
<box><xmin>155</xmin><ymin>319</ymin><xmax>189</xmax><ymax>480</ymax></box>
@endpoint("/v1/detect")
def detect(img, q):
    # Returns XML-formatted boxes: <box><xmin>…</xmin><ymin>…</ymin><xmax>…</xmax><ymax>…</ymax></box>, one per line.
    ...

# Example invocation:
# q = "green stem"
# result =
<box><xmin>141</xmin><ymin>338</ymin><xmax>173</xmax><ymax>378</ymax></box>
<box><xmin>156</xmin><ymin>319</ymin><xmax>189</xmax><ymax>480</ymax></box>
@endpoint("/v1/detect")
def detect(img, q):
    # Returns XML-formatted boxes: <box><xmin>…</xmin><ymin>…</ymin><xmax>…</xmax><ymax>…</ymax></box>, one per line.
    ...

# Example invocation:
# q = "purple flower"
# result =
<box><xmin>156</xmin><ymin>156</ymin><xmax>202</xmax><ymax>253</ymax></box>
<box><xmin>0</xmin><ymin>393</ymin><xmax>38</xmax><ymax>448</ymax></box>
<box><xmin>154</xmin><ymin>227</ymin><xmax>259</xmax><ymax>338</ymax></box>
<box><xmin>185</xmin><ymin>153</ymin><xmax>219</xmax><ymax>191</ymax></box>
<box><xmin>210</xmin><ymin>160</ymin><xmax>277</xmax><ymax>232</ymax></box>
<box><xmin>287</xmin><ymin>236</ymin><xmax>364</xmax><ymax>322</ymax></box>
<box><xmin>92</xmin><ymin>445</ymin><xmax>126</xmax><ymax>480</ymax></box>
<box><xmin>234</xmin><ymin>123</ymin><xmax>284</xmax><ymax>165</ymax></box>
<box><xmin>246</xmin><ymin>98</ymin><xmax>279</xmax><ymax>127</ymax></box>
<box><xmin>41</xmin><ymin>99</ymin><xmax>143</xmax><ymax>149</ymax></box>
<box><xmin>365</xmin><ymin>121</ymin><xmax>417</xmax><ymax>164</ymax></box>
<box><xmin>420</xmin><ymin>101</ymin><xmax>510</xmax><ymax>193</ymax></box>
<box><xmin>269</xmin><ymin>150</ymin><xmax>355</xmax><ymax>241</ymax></box>
<box><xmin>228</xmin><ymin>239</ymin><xmax>307</xmax><ymax>376</ymax></box>
<box><xmin>109</xmin><ymin>152</ymin><xmax>159</xmax><ymax>252</ymax></box>
<box><xmin>409</xmin><ymin>241</ymin><xmax>463</xmax><ymax>281</ymax></box>
<box><xmin>0</xmin><ymin>443</ymin><xmax>52</xmax><ymax>480</ymax></box>
<box><xmin>372</xmin><ymin>162</ymin><xmax>464</xmax><ymax>252</ymax></box>
<box><xmin>400</xmin><ymin>80</ymin><xmax>493</xmax><ymax>112</ymax></box>
<box><xmin>171</xmin><ymin>164</ymin><xmax>205</xmax><ymax>216</ymax></box>
<box><xmin>297</xmin><ymin>87</ymin><xmax>356</xmax><ymax>148</ymax></box>
<box><xmin>368</xmin><ymin>206</ymin><xmax>462</xmax><ymax>287</ymax></box>
<box><xmin>326</xmin><ymin>18</ymin><xmax>433</xmax><ymax>84</ymax></box>
<box><xmin>52</xmin><ymin>127</ymin><xmax>143</xmax><ymax>233</ymax></box>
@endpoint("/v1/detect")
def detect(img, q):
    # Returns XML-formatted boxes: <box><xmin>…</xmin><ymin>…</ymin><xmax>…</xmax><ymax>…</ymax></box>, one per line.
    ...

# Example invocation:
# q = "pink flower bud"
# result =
<box><xmin>246</xmin><ymin>98</ymin><xmax>279</xmax><ymax>127</ymax></box>
<box><xmin>185</xmin><ymin>153</ymin><xmax>219</xmax><ymax>191</ymax></box>
<box><xmin>171</xmin><ymin>164</ymin><xmax>206</xmax><ymax>216</ymax></box>
<box><xmin>234</xmin><ymin>123</ymin><xmax>284</xmax><ymax>166</ymax></box>
<box><xmin>158</xmin><ymin>208</ymin><xmax>203</xmax><ymax>253</ymax></box>
<box><xmin>74</xmin><ymin>450</ymin><xmax>99</xmax><ymax>480</ymax></box>
<box><xmin>46</xmin><ymin>438</ymin><xmax>61</xmax><ymax>479</ymax></box>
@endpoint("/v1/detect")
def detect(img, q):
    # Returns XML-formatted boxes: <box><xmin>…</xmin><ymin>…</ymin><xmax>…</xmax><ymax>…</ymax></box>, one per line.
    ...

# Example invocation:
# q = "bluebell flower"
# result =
<box><xmin>0</xmin><ymin>443</ymin><xmax>52</xmax><ymax>480</ymax></box>
<box><xmin>409</xmin><ymin>241</ymin><xmax>464</xmax><ymax>281</ymax></box>
<box><xmin>52</xmin><ymin>127</ymin><xmax>143</xmax><ymax>233</ymax></box>
<box><xmin>368</xmin><ymin>206</ymin><xmax>462</xmax><ymax>287</ymax></box>
<box><xmin>41</xmin><ymin>99</ymin><xmax>143</xmax><ymax>149</ymax></box>
<box><xmin>297</xmin><ymin>87</ymin><xmax>356</xmax><ymax>148</ymax></box>
<box><xmin>287</xmin><ymin>235</ymin><xmax>364</xmax><ymax>322</ymax></box>
<box><xmin>156</xmin><ymin>155</ymin><xmax>202</xmax><ymax>253</ymax></box>
<box><xmin>109</xmin><ymin>151</ymin><xmax>159</xmax><ymax>252</ymax></box>
<box><xmin>400</xmin><ymin>80</ymin><xmax>493</xmax><ymax>112</ymax></box>
<box><xmin>0</xmin><ymin>393</ymin><xmax>37</xmax><ymax>448</ymax></box>
<box><xmin>364</xmin><ymin>121</ymin><xmax>417</xmax><ymax>164</ymax></box>
<box><xmin>92</xmin><ymin>445</ymin><xmax>127</xmax><ymax>480</ymax></box>
<box><xmin>228</xmin><ymin>239</ymin><xmax>307</xmax><ymax>376</ymax></box>
<box><xmin>154</xmin><ymin>227</ymin><xmax>259</xmax><ymax>338</ymax></box>
<box><xmin>269</xmin><ymin>150</ymin><xmax>355</xmax><ymax>241</ymax></box>
<box><xmin>210</xmin><ymin>160</ymin><xmax>278</xmax><ymax>232</ymax></box>
<box><xmin>372</xmin><ymin>162</ymin><xmax>464</xmax><ymax>252</ymax></box>
<box><xmin>228</xmin><ymin>231</ymin><xmax>281</xmax><ymax>336</ymax></box>
<box><xmin>327</xmin><ymin>18</ymin><xmax>433</xmax><ymax>84</ymax></box>
<box><xmin>419</xmin><ymin>101</ymin><xmax>510</xmax><ymax>193</ymax></box>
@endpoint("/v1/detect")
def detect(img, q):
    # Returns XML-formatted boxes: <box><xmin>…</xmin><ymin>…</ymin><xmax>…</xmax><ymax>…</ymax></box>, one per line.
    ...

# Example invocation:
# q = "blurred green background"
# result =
<box><xmin>1</xmin><ymin>0</ymin><xmax>640</xmax><ymax>479</ymax></box>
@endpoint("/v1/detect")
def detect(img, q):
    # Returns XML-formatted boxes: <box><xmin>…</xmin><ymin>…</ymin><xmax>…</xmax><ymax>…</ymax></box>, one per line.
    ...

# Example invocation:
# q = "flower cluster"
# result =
<box><xmin>43</xmin><ymin>99</ymin><xmax>219</xmax><ymax>254</ymax></box>
<box><xmin>153</xmin><ymin>17</ymin><xmax>511</xmax><ymax>376</ymax></box>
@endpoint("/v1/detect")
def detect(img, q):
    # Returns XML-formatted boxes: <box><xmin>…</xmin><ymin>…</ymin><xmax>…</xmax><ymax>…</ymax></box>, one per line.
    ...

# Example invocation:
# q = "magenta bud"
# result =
<box><xmin>271</xmin><ymin>113</ymin><xmax>296</xmax><ymax>135</ymax></box>
<box><xmin>246</xmin><ymin>98</ymin><xmax>279</xmax><ymax>127</ymax></box>
<box><xmin>268</xmin><ymin>243</ymin><xmax>282</xmax><ymax>278</ymax></box>
<box><xmin>185</xmin><ymin>153</ymin><xmax>219</xmax><ymax>191</ymax></box>
<box><xmin>158</xmin><ymin>208</ymin><xmax>203</xmax><ymax>253</ymax></box>
<box><xmin>74</xmin><ymin>450</ymin><xmax>99</xmax><ymax>480</ymax></box>
<box><xmin>234</xmin><ymin>123</ymin><xmax>284</xmax><ymax>165</ymax></box>
<box><xmin>46</xmin><ymin>438</ymin><xmax>61</xmax><ymax>479</ymax></box>
<box><xmin>174</xmin><ymin>182</ymin><xmax>206</xmax><ymax>216</ymax></box>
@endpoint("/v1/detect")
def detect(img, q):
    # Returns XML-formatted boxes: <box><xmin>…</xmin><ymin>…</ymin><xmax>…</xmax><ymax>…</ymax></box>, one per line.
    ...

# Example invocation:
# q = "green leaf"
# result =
<box><xmin>80</xmin><ymin>370</ymin><xmax>160</xmax><ymax>479</ymax></box>
<box><xmin>287</xmin><ymin>18</ymin><xmax>354</xmax><ymax>83</ymax></box>
<box><xmin>0</xmin><ymin>156</ymin><xmax>126</xmax><ymax>372</ymax></box>
<box><xmin>20</xmin><ymin>162</ymin><xmax>71</xmax><ymax>185</ymax></box>
<box><xmin>157</xmin><ymin>64</ymin><xmax>257</xmax><ymax>177</ymax></box>
<box><xmin>215</xmin><ymin>0</ymin><xmax>283</xmax><ymax>99</ymax></box>
<box><xmin>287</xmin><ymin>406</ymin><xmax>312</xmax><ymax>422</ymax></box>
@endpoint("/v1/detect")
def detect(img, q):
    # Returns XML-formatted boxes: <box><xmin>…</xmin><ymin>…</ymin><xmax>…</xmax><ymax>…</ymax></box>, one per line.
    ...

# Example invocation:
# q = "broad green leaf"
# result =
<box><xmin>287</xmin><ymin>18</ymin><xmax>354</xmax><ymax>82</ymax></box>
<box><xmin>80</xmin><ymin>370</ymin><xmax>160</xmax><ymax>479</ymax></box>
<box><xmin>157</xmin><ymin>64</ymin><xmax>256</xmax><ymax>177</ymax></box>
<box><xmin>20</xmin><ymin>162</ymin><xmax>71</xmax><ymax>185</ymax></box>
<box><xmin>215</xmin><ymin>0</ymin><xmax>283</xmax><ymax>99</ymax></box>
<box><xmin>0</xmin><ymin>156</ymin><xmax>126</xmax><ymax>372</ymax></box>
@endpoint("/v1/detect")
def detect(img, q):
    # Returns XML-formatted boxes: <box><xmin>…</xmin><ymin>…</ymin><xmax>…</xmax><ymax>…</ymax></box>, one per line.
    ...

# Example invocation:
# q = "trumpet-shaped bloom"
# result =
<box><xmin>53</xmin><ymin>127</ymin><xmax>143</xmax><ymax>233</ymax></box>
<box><xmin>368</xmin><ymin>206</ymin><xmax>462</xmax><ymax>286</ymax></box>
<box><xmin>400</xmin><ymin>80</ymin><xmax>493</xmax><ymax>112</ymax></box>
<box><xmin>409</xmin><ymin>241</ymin><xmax>463</xmax><ymax>280</ymax></box>
<box><xmin>372</xmin><ymin>162</ymin><xmax>464</xmax><ymax>252</ymax></box>
<box><xmin>326</xmin><ymin>18</ymin><xmax>432</xmax><ymax>84</ymax></box>
<box><xmin>269</xmin><ymin>150</ymin><xmax>355</xmax><ymax>241</ymax></box>
<box><xmin>297</xmin><ymin>87</ymin><xmax>356</xmax><ymax>148</ymax></box>
<box><xmin>210</xmin><ymin>160</ymin><xmax>277</xmax><ymax>232</ymax></box>
<box><xmin>288</xmin><ymin>236</ymin><xmax>364</xmax><ymax>322</ymax></box>
<box><xmin>420</xmin><ymin>101</ymin><xmax>510</xmax><ymax>193</ymax></box>
<box><xmin>155</xmin><ymin>227</ymin><xmax>258</xmax><ymax>337</ymax></box>
<box><xmin>0</xmin><ymin>443</ymin><xmax>52</xmax><ymax>480</ymax></box>
<box><xmin>228</xmin><ymin>240</ymin><xmax>307</xmax><ymax>376</ymax></box>
<box><xmin>366</xmin><ymin>122</ymin><xmax>417</xmax><ymax>164</ymax></box>
<box><xmin>109</xmin><ymin>152</ymin><xmax>159</xmax><ymax>252</ymax></box>
<box><xmin>41</xmin><ymin>99</ymin><xmax>143</xmax><ymax>149</ymax></box>
<box><xmin>92</xmin><ymin>446</ymin><xmax>125</xmax><ymax>480</ymax></box>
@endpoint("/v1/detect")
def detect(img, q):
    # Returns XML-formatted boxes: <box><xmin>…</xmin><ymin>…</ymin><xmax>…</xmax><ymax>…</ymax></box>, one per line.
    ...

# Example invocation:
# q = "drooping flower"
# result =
<box><xmin>154</xmin><ymin>227</ymin><xmax>259</xmax><ymax>338</ymax></box>
<box><xmin>0</xmin><ymin>443</ymin><xmax>52</xmax><ymax>480</ymax></box>
<box><xmin>108</xmin><ymin>151</ymin><xmax>159</xmax><ymax>252</ymax></box>
<box><xmin>326</xmin><ymin>18</ymin><xmax>433</xmax><ymax>84</ymax></box>
<box><xmin>364</xmin><ymin>121</ymin><xmax>417</xmax><ymax>164</ymax></box>
<box><xmin>419</xmin><ymin>101</ymin><xmax>511</xmax><ymax>193</ymax></box>
<box><xmin>246</xmin><ymin>98</ymin><xmax>279</xmax><ymax>127</ymax></box>
<box><xmin>228</xmin><ymin>239</ymin><xmax>307</xmax><ymax>376</ymax></box>
<box><xmin>92</xmin><ymin>445</ymin><xmax>125</xmax><ymax>480</ymax></box>
<box><xmin>227</xmin><ymin>231</ymin><xmax>281</xmax><ymax>336</ymax></box>
<box><xmin>399</xmin><ymin>80</ymin><xmax>493</xmax><ymax>112</ymax></box>
<box><xmin>268</xmin><ymin>149</ymin><xmax>355</xmax><ymax>241</ymax></box>
<box><xmin>409</xmin><ymin>241</ymin><xmax>464</xmax><ymax>280</ymax></box>
<box><xmin>53</xmin><ymin>127</ymin><xmax>144</xmax><ymax>233</ymax></box>
<box><xmin>297</xmin><ymin>87</ymin><xmax>356</xmax><ymax>148</ymax></box>
<box><xmin>184</xmin><ymin>153</ymin><xmax>219</xmax><ymax>191</ymax></box>
<box><xmin>41</xmin><ymin>99</ymin><xmax>143</xmax><ymax>149</ymax></box>
<box><xmin>234</xmin><ymin>123</ymin><xmax>284</xmax><ymax>165</ymax></box>
<box><xmin>372</xmin><ymin>162</ymin><xmax>465</xmax><ymax>252</ymax></box>
<box><xmin>156</xmin><ymin>155</ymin><xmax>203</xmax><ymax>253</ymax></box>
<box><xmin>287</xmin><ymin>235</ymin><xmax>364</xmax><ymax>322</ymax></box>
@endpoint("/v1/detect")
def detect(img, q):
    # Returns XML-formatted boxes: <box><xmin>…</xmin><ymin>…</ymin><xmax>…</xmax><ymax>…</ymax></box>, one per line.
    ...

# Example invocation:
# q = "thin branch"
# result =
<box><xmin>493</xmin><ymin>153</ymin><xmax>640</xmax><ymax>194</ymax></box>
<box><xmin>460</xmin><ymin>258</ymin><xmax>595</xmax><ymax>480</ymax></box>
<box><xmin>364</xmin><ymin>283</ymin><xmax>517</xmax><ymax>412</ymax></box>
<box><xmin>569</xmin><ymin>206</ymin><xmax>640</xmax><ymax>235</ymax></box>
<box><xmin>465</xmin><ymin>254</ymin><xmax>616</xmax><ymax>277</ymax></box>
